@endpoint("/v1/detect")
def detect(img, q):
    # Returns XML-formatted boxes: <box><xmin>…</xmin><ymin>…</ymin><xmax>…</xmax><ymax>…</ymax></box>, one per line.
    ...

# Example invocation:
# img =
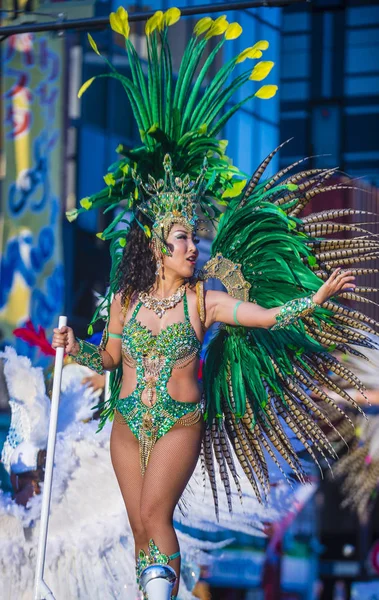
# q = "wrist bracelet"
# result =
<box><xmin>99</xmin><ymin>325</ymin><xmax>122</xmax><ymax>351</ymax></box>
<box><xmin>233</xmin><ymin>301</ymin><xmax>243</xmax><ymax>326</ymax></box>
<box><xmin>271</xmin><ymin>295</ymin><xmax>317</xmax><ymax>330</ymax></box>
<box><xmin>69</xmin><ymin>338</ymin><xmax>104</xmax><ymax>374</ymax></box>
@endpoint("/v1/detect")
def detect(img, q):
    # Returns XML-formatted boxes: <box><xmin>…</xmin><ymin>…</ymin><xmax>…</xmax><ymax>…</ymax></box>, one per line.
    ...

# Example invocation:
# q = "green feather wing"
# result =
<box><xmin>202</xmin><ymin>142</ymin><xmax>379</xmax><ymax>515</ymax></box>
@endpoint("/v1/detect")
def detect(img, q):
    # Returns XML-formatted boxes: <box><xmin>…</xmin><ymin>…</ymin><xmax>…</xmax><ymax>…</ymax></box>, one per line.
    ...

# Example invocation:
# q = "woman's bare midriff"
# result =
<box><xmin>119</xmin><ymin>357</ymin><xmax>201</xmax><ymax>406</ymax></box>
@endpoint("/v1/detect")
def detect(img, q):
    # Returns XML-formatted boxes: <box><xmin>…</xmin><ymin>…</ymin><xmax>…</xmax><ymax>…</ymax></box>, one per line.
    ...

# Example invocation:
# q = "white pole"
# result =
<box><xmin>34</xmin><ymin>315</ymin><xmax>67</xmax><ymax>600</ymax></box>
<box><xmin>104</xmin><ymin>370</ymin><xmax>110</xmax><ymax>402</ymax></box>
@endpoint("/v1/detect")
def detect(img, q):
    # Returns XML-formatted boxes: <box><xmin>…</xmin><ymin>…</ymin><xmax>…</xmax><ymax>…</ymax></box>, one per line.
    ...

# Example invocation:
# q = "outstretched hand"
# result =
<box><xmin>313</xmin><ymin>268</ymin><xmax>356</xmax><ymax>305</ymax></box>
<box><xmin>51</xmin><ymin>325</ymin><xmax>79</xmax><ymax>355</ymax></box>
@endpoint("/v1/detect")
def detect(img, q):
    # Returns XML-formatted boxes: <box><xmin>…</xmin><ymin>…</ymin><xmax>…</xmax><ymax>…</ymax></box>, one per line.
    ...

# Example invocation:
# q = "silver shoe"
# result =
<box><xmin>140</xmin><ymin>564</ymin><xmax>176</xmax><ymax>600</ymax></box>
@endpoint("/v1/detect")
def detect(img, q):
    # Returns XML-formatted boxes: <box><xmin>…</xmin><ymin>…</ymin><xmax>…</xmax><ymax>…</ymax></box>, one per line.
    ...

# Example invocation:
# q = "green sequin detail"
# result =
<box><xmin>271</xmin><ymin>295</ymin><xmax>317</xmax><ymax>330</ymax></box>
<box><xmin>148</xmin><ymin>539</ymin><xmax>180</xmax><ymax>565</ymax></box>
<box><xmin>116</xmin><ymin>292</ymin><xmax>202</xmax><ymax>442</ymax></box>
<box><xmin>71</xmin><ymin>339</ymin><xmax>104</xmax><ymax>374</ymax></box>
<box><xmin>136</xmin><ymin>540</ymin><xmax>180</xmax><ymax>590</ymax></box>
<box><xmin>118</xmin><ymin>392</ymin><xmax>199</xmax><ymax>439</ymax></box>
<box><xmin>136</xmin><ymin>549</ymin><xmax>150</xmax><ymax>584</ymax></box>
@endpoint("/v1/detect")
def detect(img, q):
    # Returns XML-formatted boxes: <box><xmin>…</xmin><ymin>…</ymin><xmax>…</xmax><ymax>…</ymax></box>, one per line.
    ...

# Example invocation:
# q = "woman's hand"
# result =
<box><xmin>52</xmin><ymin>326</ymin><xmax>79</xmax><ymax>355</ymax></box>
<box><xmin>313</xmin><ymin>268</ymin><xmax>356</xmax><ymax>305</ymax></box>
<box><xmin>82</xmin><ymin>373</ymin><xmax>106</xmax><ymax>392</ymax></box>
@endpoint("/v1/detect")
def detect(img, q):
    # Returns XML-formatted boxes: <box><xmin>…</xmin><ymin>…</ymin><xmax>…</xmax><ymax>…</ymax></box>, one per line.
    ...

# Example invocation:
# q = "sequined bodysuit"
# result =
<box><xmin>116</xmin><ymin>291</ymin><xmax>203</xmax><ymax>473</ymax></box>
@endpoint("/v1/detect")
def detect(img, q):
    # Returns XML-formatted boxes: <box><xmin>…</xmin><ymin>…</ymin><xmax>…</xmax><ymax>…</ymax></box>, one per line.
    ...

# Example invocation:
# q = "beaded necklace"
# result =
<box><xmin>138</xmin><ymin>284</ymin><xmax>186</xmax><ymax>318</ymax></box>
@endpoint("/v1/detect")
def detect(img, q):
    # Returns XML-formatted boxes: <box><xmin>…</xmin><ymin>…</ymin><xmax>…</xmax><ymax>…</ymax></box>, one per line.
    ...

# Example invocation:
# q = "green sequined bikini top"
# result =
<box><xmin>122</xmin><ymin>290</ymin><xmax>201</xmax><ymax>374</ymax></box>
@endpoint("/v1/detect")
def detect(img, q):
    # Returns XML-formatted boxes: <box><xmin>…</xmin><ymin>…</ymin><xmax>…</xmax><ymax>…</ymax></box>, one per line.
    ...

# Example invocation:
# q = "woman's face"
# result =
<box><xmin>162</xmin><ymin>223</ymin><xmax>199</xmax><ymax>279</ymax></box>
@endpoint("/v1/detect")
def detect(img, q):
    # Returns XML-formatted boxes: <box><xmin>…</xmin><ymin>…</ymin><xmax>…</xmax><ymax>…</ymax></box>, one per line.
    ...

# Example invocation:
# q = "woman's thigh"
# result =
<box><xmin>110</xmin><ymin>412</ymin><xmax>145</xmax><ymax>537</ymax></box>
<box><xmin>141</xmin><ymin>420</ymin><xmax>203</xmax><ymax>522</ymax></box>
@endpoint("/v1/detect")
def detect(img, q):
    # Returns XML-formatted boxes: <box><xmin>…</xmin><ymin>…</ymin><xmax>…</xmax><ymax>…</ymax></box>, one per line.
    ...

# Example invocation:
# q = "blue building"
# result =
<box><xmin>280</xmin><ymin>0</ymin><xmax>379</xmax><ymax>184</ymax></box>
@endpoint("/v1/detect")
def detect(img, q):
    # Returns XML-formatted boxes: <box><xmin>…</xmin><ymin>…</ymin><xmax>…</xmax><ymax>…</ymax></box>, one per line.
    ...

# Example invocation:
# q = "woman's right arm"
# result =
<box><xmin>205</xmin><ymin>268</ymin><xmax>355</xmax><ymax>329</ymax></box>
<box><xmin>51</xmin><ymin>294</ymin><xmax>124</xmax><ymax>371</ymax></box>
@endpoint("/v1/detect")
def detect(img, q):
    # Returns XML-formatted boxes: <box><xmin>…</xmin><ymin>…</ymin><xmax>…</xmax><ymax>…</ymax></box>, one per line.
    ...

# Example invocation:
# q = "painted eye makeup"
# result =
<box><xmin>173</xmin><ymin>231</ymin><xmax>199</xmax><ymax>244</ymax></box>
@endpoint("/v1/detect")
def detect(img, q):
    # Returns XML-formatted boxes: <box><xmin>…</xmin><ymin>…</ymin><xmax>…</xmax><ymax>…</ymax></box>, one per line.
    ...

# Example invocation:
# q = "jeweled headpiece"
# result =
<box><xmin>135</xmin><ymin>154</ymin><xmax>208</xmax><ymax>247</ymax></box>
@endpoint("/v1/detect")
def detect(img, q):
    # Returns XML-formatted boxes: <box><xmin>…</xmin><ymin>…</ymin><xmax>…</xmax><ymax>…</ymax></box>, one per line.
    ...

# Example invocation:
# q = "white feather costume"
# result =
<box><xmin>0</xmin><ymin>347</ymin><xmax>299</xmax><ymax>599</ymax></box>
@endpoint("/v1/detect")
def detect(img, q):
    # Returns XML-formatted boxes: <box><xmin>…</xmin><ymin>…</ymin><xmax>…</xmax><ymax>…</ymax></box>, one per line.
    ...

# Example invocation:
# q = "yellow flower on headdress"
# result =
<box><xmin>146</xmin><ymin>11</ymin><xmax>164</xmax><ymax>35</ymax></box>
<box><xmin>104</xmin><ymin>173</ymin><xmax>116</xmax><ymax>186</ymax></box>
<box><xmin>236</xmin><ymin>40</ymin><xmax>269</xmax><ymax>64</ymax></box>
<box><xmin>147</xmin><ymin>123</ymin><xmax>159</xmax><ymax>134</ymax></box>
<box><xmin>221</xmin><ymin>179</ymin><xmax>247</xmax><ymax>199</ymax></box>
<box><xmin>205</xmin><ymin>15</ymin><xmax>229</xmax><ymax>40</ymax></box>
<box><xmin>255</xmin><ymin>84</ymin><xmax>278</xmax><ymax>99</ymax></box>
<box><xmin>164</xmin><ymin>7</ymin><xmax>181</xmax><ymax>27</ymax></box>
<box><xmin>78</xmin><ymin>77</ymin><xmax>95</xmax><ymax>98</ymax></box>
<box><xmin>193</xmin><ymin>17</ymin><xmax>213</xmax><ymax>36</ymax></box>
<box><xmin>121</xmin><ymin>163</ymin><xmax>129</xmax><ymax>175</ymax></box>
<box><xmin>252</xmin><ymin>40</ymin><xmax>269</xmax><ymax>51</ymax></box>
<box><xmin>218</xmin><ymin>139</ymin><xmax>228</xmax><ymax>155</ymax></box>
<box><xmin>87</xmin><ymin>33</ymin><xmax>100</xmax><ymax>56</ymax></box>
<box><xmin>109</xmin><ymin>6</ymin><xmax>130</xmax><ymax>38</ymax></box>
<box><xmin>66</xmin><ymin>209</ymin><xmax>79</xmax><ymax>222</ymax></box>
<box><xmin>225</xmin><ymin>23</ymin><xmax>242</xmax><ymax>40</ymax></box>
<box><xmin>249</xmin><ymin>61</ymin><xmax>275</xmax><ymax>81</ymax></box>
<box><xmin>214</xmin><ymin>15</ymin><xmax>228</xmax><ymax>26</ymax></box>
<box><xmin>80</xmin><ymin>197</ymin><xmax>92</xmax><ymax>210</ymax></box>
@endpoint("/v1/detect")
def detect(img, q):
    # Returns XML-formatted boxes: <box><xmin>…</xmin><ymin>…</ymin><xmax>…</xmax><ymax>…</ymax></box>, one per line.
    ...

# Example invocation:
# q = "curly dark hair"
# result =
<box><xmin>116</xmin><ymin>216</ymin><xmax>157</xmax><ymax>307</ymax></box>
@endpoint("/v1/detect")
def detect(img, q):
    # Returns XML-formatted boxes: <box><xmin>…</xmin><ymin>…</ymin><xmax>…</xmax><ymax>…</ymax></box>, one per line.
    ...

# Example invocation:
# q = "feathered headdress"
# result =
<box><xmin>68</xmin><ymin>7</ymin><xmax>277</xmax><ymax>329</ymax></box>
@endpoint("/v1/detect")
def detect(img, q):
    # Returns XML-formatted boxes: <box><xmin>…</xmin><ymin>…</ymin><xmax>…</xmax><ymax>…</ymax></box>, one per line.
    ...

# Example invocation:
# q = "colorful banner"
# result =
<box><xmin>0</xmin><ymin>31</ymin><xmax>64</xmax><ymax>359</ymax></box>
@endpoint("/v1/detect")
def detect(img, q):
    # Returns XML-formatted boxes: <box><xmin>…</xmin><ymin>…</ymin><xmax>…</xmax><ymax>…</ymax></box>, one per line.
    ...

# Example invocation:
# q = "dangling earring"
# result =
<box><xmin>155</xmin><ymin>259</ymin><xmax>161</xmax><ymax>277</ymax></box>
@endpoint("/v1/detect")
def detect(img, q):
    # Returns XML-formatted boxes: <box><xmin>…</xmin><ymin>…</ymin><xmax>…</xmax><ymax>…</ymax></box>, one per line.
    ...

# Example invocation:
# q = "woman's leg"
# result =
<box><xmin>140</xmin><ymin>420</ymin><xmax>203</xmax><ymax>597</ymax></box>
<box><xmin>110</xmin><ymin>413</ymin><xmax>148</xmax><ymax>560</ymax></box>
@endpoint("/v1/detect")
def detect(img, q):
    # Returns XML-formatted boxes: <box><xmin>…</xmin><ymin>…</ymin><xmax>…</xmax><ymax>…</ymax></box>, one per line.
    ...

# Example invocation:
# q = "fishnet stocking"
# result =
<box><xmin>110</xmin><ymin>414</ymin><xmax>147</xmax><ymax>558</ymax></box>
<box><xmin>141</xmin><ymin>418</ymin><xmax>203</xmax><ymax>595</ymax></box>
<box><xmin>110</xmin><ymin>410</ymin><xmax>203</xmax><ymax>596</ymax></box>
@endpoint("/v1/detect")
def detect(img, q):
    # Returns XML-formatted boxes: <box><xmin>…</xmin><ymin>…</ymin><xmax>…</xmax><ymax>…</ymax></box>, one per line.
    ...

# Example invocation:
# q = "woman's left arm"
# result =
<box><xmin>206</xmin><ymin>268</ymin><xmax>356</xmax><ymax>329</ymax></box>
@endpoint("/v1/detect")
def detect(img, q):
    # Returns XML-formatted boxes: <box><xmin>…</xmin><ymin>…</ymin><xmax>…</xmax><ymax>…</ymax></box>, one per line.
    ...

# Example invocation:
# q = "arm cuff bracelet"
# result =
<box><xmin>69</xmin><ymin>338</ymin><xmax>104</xmax><ymax>374</ymax></box>
<box><xmin>271</xmin><ymin>295</ymin><xmax>317</xmax><ymax>330</ymax></box>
